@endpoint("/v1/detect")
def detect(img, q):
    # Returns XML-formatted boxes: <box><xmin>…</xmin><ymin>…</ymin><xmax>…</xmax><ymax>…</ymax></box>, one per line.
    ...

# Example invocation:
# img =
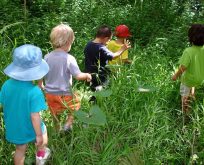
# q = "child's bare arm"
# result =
<box><xmin>75</xmin><ymin>73</ymin><xmax>92</xmax><ymax>82</ymax></box>
<box><xmin>172</xmin><ymin>65</ymin><xmax>186</xmax><ymax>81</ymax></box>
<box><xmin>0</xmin><ymin>91</ymin><xmax>2</xmax><ymax>111</ymax></box>
<box><xmin>31</xmin><ymin>112</ymin><xmax>43</xmax><ymax>146</ymax></box>
<box><xmin>38</xmin><ymin>79</ymin><xmax>44</xmax><ymax>90</ymax></box>
<box><xmin>112</xmin><ymin>40</ymin><xmax>131</xmax><ymax>59</ymax></box>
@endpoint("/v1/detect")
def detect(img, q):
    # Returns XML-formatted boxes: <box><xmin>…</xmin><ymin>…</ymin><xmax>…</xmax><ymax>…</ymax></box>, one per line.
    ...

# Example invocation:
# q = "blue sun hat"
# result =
<box><xmin>4</xmin><ymin>44</ymin><xmax>49</xmax><ymax>81</ymax></box>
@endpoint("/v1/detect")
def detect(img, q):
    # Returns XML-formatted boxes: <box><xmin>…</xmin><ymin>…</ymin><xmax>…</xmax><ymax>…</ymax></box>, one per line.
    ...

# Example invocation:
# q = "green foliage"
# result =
<box><xmin>74</xmin><ymin>105</ymin><xmax>106</xmax><ymax>125</ymax></box>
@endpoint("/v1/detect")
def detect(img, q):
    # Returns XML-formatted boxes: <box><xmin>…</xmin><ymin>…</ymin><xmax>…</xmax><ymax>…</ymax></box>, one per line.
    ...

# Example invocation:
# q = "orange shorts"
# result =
<box><xmin>45</xmin><ymin>93</ymin><xmax>80</xmax><ymax>115</ymax></box>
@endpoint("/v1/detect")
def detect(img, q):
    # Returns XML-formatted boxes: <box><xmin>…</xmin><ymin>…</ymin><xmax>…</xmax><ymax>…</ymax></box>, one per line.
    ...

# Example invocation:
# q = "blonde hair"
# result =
<box><xmin>50</xmin><ymin>23</ymin><xmax>75</xmax><ymax>49</ymax></box>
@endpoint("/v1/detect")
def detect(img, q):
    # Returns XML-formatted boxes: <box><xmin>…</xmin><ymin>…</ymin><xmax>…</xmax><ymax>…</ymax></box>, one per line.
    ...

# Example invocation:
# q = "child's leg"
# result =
<box><xmin>181</xmin><ymin>96</ymin><xmax>190</xmax><ymax>114</ymax></box>
<box><xmin>63</xmin><ymin>94</ymin><xmax>80</xmax><ymax>130</ymax></box>
<box><xmin>14</xmin><ymin>144</ymin><xmax>27</xmax><ymax>165</ymax></box>
<box><xmin>52</xmin><ymin>114</ymin><xmax>61</xmax><ymax>131</ymax></box>
<box><xmin>36</xmin><ymin>126</ymin><xmax>50</xmax><ymax>165</ymax></box>
<box><xmin>180</xmin><ymin>84</ymin><xmax>192</xmax><ymax>114</ymax></box>
<box><xmin>45</xmin><ymin>93</ymin><xmax>63</xmax><ymax>131</ymax></box>
<box><xmin>64</xmin><ymin>108</ymin><xmax>76</xmax><ymax>130</ymax></box>
<box><xmin>36</xmin><ymin>129</ymin><xmax>48</xmax><ymax>151</ymax></box>
<box><xmin>64</xmin><ymin>115</ymin><xmax>74</xmax><ymax>128</ymax></box>
<box><xmin>190</xmin><ymin>87</ymin><xmax>195</xmax><ymax>99</ymax></box>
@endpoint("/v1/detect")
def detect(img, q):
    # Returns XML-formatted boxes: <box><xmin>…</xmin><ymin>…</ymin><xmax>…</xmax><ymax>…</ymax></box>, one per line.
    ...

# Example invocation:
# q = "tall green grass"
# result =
<box><xmin>1</xmin><ymin>38</ymin><xmax>204</xmax><ymax>165</ymax></box>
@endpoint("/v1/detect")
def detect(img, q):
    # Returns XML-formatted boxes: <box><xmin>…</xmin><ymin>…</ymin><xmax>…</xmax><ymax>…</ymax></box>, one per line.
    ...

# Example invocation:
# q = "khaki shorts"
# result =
<box><xmin>180</xmin><ymin>83</ymin><xmax>191</xmax><ymax>96</ymax></box>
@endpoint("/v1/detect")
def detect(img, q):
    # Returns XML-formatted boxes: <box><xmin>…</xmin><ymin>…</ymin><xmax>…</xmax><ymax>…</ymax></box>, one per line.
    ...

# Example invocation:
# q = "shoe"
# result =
<box><xmin>36</xmin><ymin>147</ymin><xmax>51</xmax><ymax>165</ymax></box>
<box><xmin>95</xmin><ymin>85</ymin><xmax>103</xmax><ymax>91</ymax></box>
<box><xmin>63</xmin><ymin>124</ymin><xmax>73</xmax><ymax>132</ymax></box>
<box><xmin>82</xmin><ymin>123</ymin><xmax>89</xmax><ymax>128</ymax></box>
<box><xmin>89</xmin><ymin>96</ymin><xmax>97</xmax><ymax>104</ymax></box>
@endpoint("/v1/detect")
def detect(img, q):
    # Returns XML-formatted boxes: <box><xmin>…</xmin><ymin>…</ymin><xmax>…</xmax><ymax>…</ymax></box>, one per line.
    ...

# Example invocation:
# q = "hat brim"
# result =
<box><xmin>4</xmin><ymin>59</ymin><xmax>49</xmax><ymax>81</ymax></box>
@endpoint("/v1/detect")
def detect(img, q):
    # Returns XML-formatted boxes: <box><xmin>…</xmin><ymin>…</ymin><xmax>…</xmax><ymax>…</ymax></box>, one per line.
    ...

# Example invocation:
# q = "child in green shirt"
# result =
<box><xmin>172</xmin><ymin>24</ymin><xmax>204</xmax><ymax>114</ymax></box>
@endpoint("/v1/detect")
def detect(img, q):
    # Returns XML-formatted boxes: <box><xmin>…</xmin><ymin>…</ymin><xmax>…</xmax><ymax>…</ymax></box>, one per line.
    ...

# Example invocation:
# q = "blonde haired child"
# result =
<box><xmin>40</xmin><ymin>23</ymin><xmax>91</xmax><ymax>131</ymax></box>
<box><xmin>50</xmin><ymin>23</ymin><xmax>75</xmax><ymax>50</ymax></box>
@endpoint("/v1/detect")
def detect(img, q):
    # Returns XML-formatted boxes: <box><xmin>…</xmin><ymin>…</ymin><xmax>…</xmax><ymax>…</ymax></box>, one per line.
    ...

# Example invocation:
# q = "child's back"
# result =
<box><xmin>107</xmin><ymin>25</ymin><xmax>131</xmax><ymax>65</ymax></box>
<box><xmin>42</xmin><ymin>23</ymin><xmax>91</xmax><ymax>131</ymax></box>
<box><xmin>172</xmin><ymin>24</ymin><xmax>204</xmax><ymax>115</ymax></box>
<box><xmin>84</xmin><ymin>40</ymin><xmax>113</xmax><ymax>87</ymax></box>
<box><xmin>44</xmin><ymin>50</ymin><xmax>81</xmax><ymax>95</ymax></box>
<box><xmin>107</xmin><ymin>40</ymin><xmax>128</xmax><ymax>65</ymax></box>
<box><xmin>84</xmin><ymin>25</ymin><xmax>130</xmax><ymax>91</ymax></box>
<box><xmin>180</xmin><ymin>46</ymin><xmax>204</xmax><ymax>87</ymax></box>
<box><xmin>0</xmin><ymin>44</ymin><xmax>50</xmax><ymax>165</ymax></box>
<box><xmin>1</xmin><ymin>79</ymin><xmax>46</xmax><ymax>144</ymax></box>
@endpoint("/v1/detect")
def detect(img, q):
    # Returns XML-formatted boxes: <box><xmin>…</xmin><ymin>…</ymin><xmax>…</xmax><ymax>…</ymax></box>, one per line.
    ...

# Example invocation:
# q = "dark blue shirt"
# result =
<box><xmin>84</xmin><ymin>41</ymin><xmax>113</xmax><ymax>74</ymax></box>
<box><xmin>84</xmin><ymin>41</ymin><xmax>114</xmax><ymax>87</ymax></box>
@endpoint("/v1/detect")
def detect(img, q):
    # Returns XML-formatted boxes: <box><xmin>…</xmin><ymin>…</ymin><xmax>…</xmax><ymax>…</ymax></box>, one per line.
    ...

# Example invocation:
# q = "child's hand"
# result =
<box><xmin>38</xmin><ymin>79</ymin><xmax>44</xmax><ymax>90</ymax></box>
<box><xmin>38</xmin><ymin>84</ymin><xmax>45</xmax><ymax>91</ymax></box>
<box><xmin>86</xmin><ymin>73</ymin><xmax>92</xmax><ymax>82</ymax></box>
<box><xmin>35</xmin><ymin>135</ymin><xmax>43</xmax><ymax>146</ymax></box>
<box><xmin>190</xmin><ymin>87</ymin><xmax>195</xmax><ymax>100</ymax></box>
<box><xmin>123</xmin><ymin>39</ymin><xmax>131</xmax><ymax>49</ymax></box>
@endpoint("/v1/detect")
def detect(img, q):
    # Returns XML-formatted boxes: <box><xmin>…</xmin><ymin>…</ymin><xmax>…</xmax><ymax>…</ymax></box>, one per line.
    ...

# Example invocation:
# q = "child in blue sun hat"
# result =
<box><xmin>0</xmin><ymin>44</ymin><xmax>51</xmax><ymax>165</ymax></box>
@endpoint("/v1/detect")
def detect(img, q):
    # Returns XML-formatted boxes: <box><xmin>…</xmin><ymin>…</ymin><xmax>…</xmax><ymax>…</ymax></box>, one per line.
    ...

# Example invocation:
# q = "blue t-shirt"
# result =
<box><xmin>0</xmin><ymin>79</ymin><xmax>47</xmax><ymax>145</ymax></box>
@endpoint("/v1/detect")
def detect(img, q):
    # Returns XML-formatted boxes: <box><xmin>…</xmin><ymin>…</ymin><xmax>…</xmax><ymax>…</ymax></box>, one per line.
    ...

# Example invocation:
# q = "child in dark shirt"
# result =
<box><xmin>84</xmin><ymin>25</ymin><xmax>130</xmax><ymax>91</ymax></box>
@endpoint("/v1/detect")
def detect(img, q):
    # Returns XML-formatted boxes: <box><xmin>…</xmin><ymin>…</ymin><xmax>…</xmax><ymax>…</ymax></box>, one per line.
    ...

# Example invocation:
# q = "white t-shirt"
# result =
<box><xmin>44</xmin><ymin>50</ymin><xmax>81</xmax><ymax>95</ymax></box>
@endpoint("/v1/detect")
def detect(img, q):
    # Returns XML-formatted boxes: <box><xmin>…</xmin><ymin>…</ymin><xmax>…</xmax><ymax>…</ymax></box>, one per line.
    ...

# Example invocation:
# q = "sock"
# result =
<box><xmin>64</xmin><ymin>124</ymin><xmax>72</xmax><ymax>131</ymax></box>
<box><xmin>37</xmin><ymin>150</ymin><xmax>45</xmax><ymax>158</ymax></box>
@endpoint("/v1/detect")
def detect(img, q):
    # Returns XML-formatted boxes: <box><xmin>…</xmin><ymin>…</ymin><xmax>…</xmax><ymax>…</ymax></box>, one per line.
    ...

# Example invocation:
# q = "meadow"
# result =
<box><xmin>0</xmin><ymin>0</ymin><xmax>204</xmax><ymax>164</ymax></box>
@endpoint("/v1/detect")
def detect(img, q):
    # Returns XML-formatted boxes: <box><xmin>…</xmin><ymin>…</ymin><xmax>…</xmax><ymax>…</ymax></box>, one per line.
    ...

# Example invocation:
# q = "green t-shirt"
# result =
<box><xmin>179</xmin><ymin>45</ymin><xmax>204</xmax><ymax>87</ymax></box>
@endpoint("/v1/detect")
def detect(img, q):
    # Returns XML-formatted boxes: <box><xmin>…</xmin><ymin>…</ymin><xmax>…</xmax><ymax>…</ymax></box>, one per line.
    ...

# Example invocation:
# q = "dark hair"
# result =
<box><xmin>96</xmin><ymin>25</ymin><xmax>112</xmax><ymax>38</ymax></box>
<box><xmin>188</xmin><ymin>24</ymin><xmax>204</xmax><ymax>46</ymax></box>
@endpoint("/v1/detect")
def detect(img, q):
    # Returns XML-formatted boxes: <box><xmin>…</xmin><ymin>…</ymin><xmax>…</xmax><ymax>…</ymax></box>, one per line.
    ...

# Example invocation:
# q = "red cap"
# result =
<box><xmin>115</xmin><ymin>25</ymin><xmax>131</xmax><ymax>37</ymax></box>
